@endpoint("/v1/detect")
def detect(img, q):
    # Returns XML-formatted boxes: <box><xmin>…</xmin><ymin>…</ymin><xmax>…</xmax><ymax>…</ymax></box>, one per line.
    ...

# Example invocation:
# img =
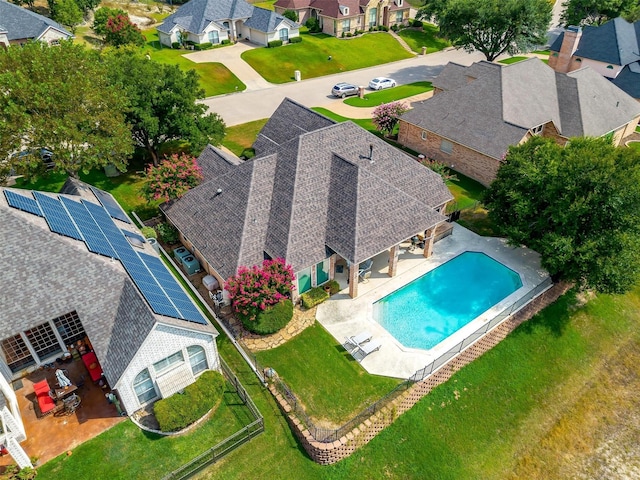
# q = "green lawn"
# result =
<box><xmin>628</xmin><ymin>141</ymin><xmax>640</xmax><ymax>151</ymax></box>
<box><xmin>344</xmin><ymin>81</ymin><xmax>433</xmax><ymax>107</ymax></box>
<box><xmin>256</xmin><ymin>323</ymin><xmax>400</xmax><ymax>423</ymax></box>
<box><xmin>312</xmin><ymin>107</ymin><xmax>376</xmax><ymax>132</ymax></box>
<box><xmin>223</xmin><ymin>118</ymin><xmax>268</xmax><ymax>156</ymax></box>
<box><xmin>241</xmin><ymin>32</ymin><xmax>414</xmax><ymax>83</ymax></box>
<box><xmin>396</xmin><ymin>23</ymin><xmax>450</xmax><ymax>54</ymax></box>
<box><xmin>251</xmin><ymin>0</ymin><xmax>276</xmax><ymax>9</ymax></box>
<box><xmin>446</xmin><ymin>171</ymin><xmax>486</xmax><ymax>211</ymax></box>
<box><xmin>142</xmin><ymin>30</ymin><xmax>246</xmax><ymax>96</ymax></box>
<box><xmin>532</xmin><ymin>49</ymin><xmax>550</xmax><ymax>55</ymax></box>
<box><xmin>498</xmin><ymin>56</ymin><xmax>529</xmax><ymax>64</ymax></box>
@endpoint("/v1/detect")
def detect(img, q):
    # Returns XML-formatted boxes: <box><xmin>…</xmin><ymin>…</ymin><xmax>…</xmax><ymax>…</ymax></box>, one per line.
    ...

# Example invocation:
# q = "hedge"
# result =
<box><xmin>290</xmin><ymin>36</ymin><xmax>302</xmax><ymax>43</ymax></box>
<box><xmin>241</xmin><ymin>299</ymin><xmax>293</xmax><ymax>335</ymax></box>
<box><xmin>194</xmin><ymin>42</ymin><xmax>213</xmax><ymax>50</ymax></box>
<box><xmin>300</xmin><ymin>287</ymin><xmax>329</xmax><ymax>309</ymax></box>
<box><xmin>140</xmin><ymin>226</ymin><xmax>157</xmax><ymax>239</ymax></box>
<box><xmin>153</xmin><ymin>370</ymin><xmax>226</xmax><ymax>432</ymax></box>
<box><xmin>268</xmin><ymin>40</ymin><xmax>283</xmax><ymax>48</ymax></box>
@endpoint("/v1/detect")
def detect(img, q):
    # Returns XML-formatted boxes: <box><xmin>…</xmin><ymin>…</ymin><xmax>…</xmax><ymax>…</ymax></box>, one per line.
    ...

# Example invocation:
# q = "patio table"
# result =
<box><xmin>54</xmin><ymin>384</ymin><xmax>78</xmax><ymax>400</ymax></box>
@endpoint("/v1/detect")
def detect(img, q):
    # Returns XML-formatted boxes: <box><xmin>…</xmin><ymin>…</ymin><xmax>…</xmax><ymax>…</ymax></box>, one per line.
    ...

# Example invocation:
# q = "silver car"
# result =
<box><xmin>331</xmin><ymin>82</ymin><xmax>359</xmax><ymax>98</ymax></box>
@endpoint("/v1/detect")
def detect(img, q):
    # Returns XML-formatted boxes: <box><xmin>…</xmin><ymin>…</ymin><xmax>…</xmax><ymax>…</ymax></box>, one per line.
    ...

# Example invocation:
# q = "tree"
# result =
<box><xmin>283</xmin><ymin>9</ymin><xmax>299</xmax><ymax>22</ymax></box>
<box><xmin>103</xmin><ymin>49</ymin><xmax>226</xmax><ymax>165</ymax></box>
<box><xmin>93</xmin><ymin>6</ymin><xmax>127</xmax><ymax>36</ymax></box>
<box><xmin>484</xmin><ymin>136</ymin><xmax>640</xmax><ymax>294</ymax></box>
<box><xmin>10</xmin><ymin>0</ymin><xmax>36</xmax><ymax>11</ymax></box>
<box><xmin>104</xmin><ymin>14</ymin><xmax>146</xmax><ymax>47</ymax></box>
<box><xmin>372</xmin><ymin>101</ymin><xmax>409</xmax><ymax>137</ymax></box>
<box><xmin>561</xmin><ymin>0</ymin><xmax>637</xmax><ymax>26</ymax></box>
<box><xmin>0</xmin><ymin>41</ymin><xmax>133</xmax><ymax>179</ymax></box>
<box><xmin>73</xmin><ymin>0</ymin><xmax>100</xmax><ymax>16</ymax></box>
<box><xmin>142</xmin><ymin>153</ymin><xmax>203</xmax><ymax>203</ymax></box>
<box><xmin>418</xmin><ymin>0</ymin><xmax>552</xmax><ymax>61</ymax></box>
<box><xmin>53</xmin><ymin>0</ymin><xmax>83</xmax><ymax>33</ymax></box>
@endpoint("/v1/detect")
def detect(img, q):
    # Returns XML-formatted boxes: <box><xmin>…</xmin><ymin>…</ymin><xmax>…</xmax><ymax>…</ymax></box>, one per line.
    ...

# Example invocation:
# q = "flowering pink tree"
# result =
<box><xmin>372</xmin><ymin>101</ymin><xmax>409</xmax><ymax>137</ymax></box>
<box><xmin>225</xmin><ymin>258</ymin><xmax>296</xmax><ymax>321</ymax></box>
<box><xmin>142</xmin><ymin>153</ymin><xmax>203</xmax><ymax>203</ymax></box>
<box><xmin>105</xmin><ymin>14</ymin><xmax>146</xmax><ymax>47</ymax></box>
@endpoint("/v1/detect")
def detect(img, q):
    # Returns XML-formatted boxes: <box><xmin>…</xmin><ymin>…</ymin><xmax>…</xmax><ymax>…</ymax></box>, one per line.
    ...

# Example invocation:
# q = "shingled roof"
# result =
<box><xmin>401</xmin><ymin>58</ymin><xmax>640</xmax><ymax>160</ymax></box>
<box><xmin>244</xmin><ymin>7</ymin><xmax>298</xmax><ymax>32</ymax></box>
<box><xmin>0</xmin><ymin>0</ymin><xmax>71</xmax><ymax>41</ymax></box>
<box><xmin>163</xmin><ymin>99</ymin><xmax>452</xmax><ymax>278</ymax></box>
<box><xmin>158</xmin><ymin>0</ymin><xmax>254</xmax><ymax>35</ymax></box>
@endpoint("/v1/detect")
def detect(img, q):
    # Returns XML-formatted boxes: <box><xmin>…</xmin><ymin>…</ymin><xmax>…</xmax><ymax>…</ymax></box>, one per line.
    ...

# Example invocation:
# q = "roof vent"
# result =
<box><xmin>359</xmin><ymin>144</ymin><xmax>374</xmax><ymax>163</ymax></box>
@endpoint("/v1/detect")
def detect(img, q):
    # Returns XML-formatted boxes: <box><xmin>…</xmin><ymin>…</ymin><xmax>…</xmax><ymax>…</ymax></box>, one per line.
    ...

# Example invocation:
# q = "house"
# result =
<box><xmin>0</xmin><ymin>0</ymin><xmax>72</xmax><ymax>47</ymax></box>
<box><xmin>548</xmin><ymin>18</ymin><xmax>640</xmax><ymax>100</ymax></box>
<box><xmin>0</xmin><ymin>179</ymin><xmax>220</xmax><ymax>424</ymax></box>
<box><xmin>161</xmin><ymin>98</ymin><xmax>453</xmax><ymax>299</ymax></box>
<box><xmin>274</xmin><ymin>0</ymin><xmax>409</xmax><ymax>37</ymax></box>
<box><xmin>397</xmin><ymin>58</ymin><xmax>640</xmax><ymax>186</ymax></box>
<box><xmin>157</xmin><ymin>0</ymin><xmax>299</xmax><ymax>47</ymax></box>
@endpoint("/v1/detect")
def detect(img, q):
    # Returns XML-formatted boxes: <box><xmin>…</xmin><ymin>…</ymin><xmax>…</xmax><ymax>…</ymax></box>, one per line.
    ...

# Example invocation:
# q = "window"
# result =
<box><xmin>53</xmin><ymin>311</ymin><xmax>86</xmax><ymax>345</ymax></box>
<box><xmin>440</xmin><ymin>139</ymin><xmax>453</xmax><ymax>154</ymax></box>
<box><xmin>421</xmin><ymin>130</ymin><xmax>427</xmax><ymax>141</ymax></box>
<box><xmin>208</xmin><ymin>30</ymin><xmax>219</xmax><ymax>44</ymax></box>
<box><xmin>369</xmin><ymin>8</ymin><xmax>377</xmax><ymax>27</ymax></box>
<box><xmin>316</xmin><ymin>259</ymin><xmax>330</xmax><ymax>285</ymax></box>
<box><xmin>25</xmin><ymin>322</ymin><xmax>61</xmax><ymax>359</ymax></box>
<box><xmin>531</xmin><ymin>124</ymin><xmax>543</xmax><ymax>135</ymax></box>
<box><xmin>188</xmin><ymin>345</ymin><xmax>208</xmax><ymax>375</ymax></box>
<box><xmin>297</xmin><ymin>267</ymin><xmax>312</xmax><ymax>293</ymax></box>
<box><xmin>153</xmin><ymin>350</ymin><xmax>184</xmax><ymax>374</ymax></box>
<box><xmin>279</xmin><ymin>28</ymin><xmax>289</xmax><ymax>42</ymax></box>
<box><xmin>133</xmin><ymin>369</ymin><xmax>157</xmax><ymax>404</ymax></box>
<box><xmin>342</xmin><ymin>19</ymin><xmax>350</xmax><ymax>31</ymax></box>
<box><xmin>1</xmin><ymin>335</ymin><xmax>34</xmax><ymax>373</ymax></box>
<box><xmin>395</xmin><ymin>11</ymin><xmax>403</xmax><ymax>23</ymax></box>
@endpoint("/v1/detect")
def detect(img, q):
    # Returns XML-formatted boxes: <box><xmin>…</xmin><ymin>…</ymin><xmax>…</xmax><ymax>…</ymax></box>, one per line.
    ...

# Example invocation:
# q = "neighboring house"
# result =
<box><xmin>398</xmin><ymin>58</ymin><xmax>640</xmax><ymax>186</ymax></box>
<box><xmin>0</xmin><ymin>179</ymin><xmax>220</xmax><ymax>420</ymax></box>
<box><xmin>162</xmin><ymin>98</ymin><xmax>453</xmax><ymax>299</ymax></box>
<box><xmin>549</xmin><ymin>18</ymin><xmax>640</xmax><ymax>100</ymax></box>
<box><xmin>0</xmin><ymin>0</ymin><xmax>72</xmax><ymax>47</ymax></box>
<box><xmin>157</xmin><ymin>0</ymin><xmax>299</xmax><ymax>47</ymax></box>
<box><xmin>274</xmin><ymin>0</ymin><xmax>409</xmax><ymax>37</ymax></box>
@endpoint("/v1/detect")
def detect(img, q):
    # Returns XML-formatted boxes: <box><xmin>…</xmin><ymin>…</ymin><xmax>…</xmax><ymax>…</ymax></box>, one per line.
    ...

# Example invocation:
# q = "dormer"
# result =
<box><xmin>395</xmin><ymin>0</ymin><xmax>403</xmax><ymax>6</ymax></box>
<box><xmin>339</xmin><ymin>5</ymin><xmax>349</xmax><ymax>15</ymax></box>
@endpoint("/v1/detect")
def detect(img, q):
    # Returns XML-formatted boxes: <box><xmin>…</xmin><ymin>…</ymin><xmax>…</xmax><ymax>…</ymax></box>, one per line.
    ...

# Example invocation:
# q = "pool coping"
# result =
<box><xmin>316</xmin><ymin>224</ymin><xmax>550</xmax><ymax>379</ymax></box>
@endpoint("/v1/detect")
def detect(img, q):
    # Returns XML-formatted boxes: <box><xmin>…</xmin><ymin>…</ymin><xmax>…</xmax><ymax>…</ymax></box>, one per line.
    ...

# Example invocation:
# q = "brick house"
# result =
<box><xmin>0</xmin><ymin>180</ymin><xmax>220</xmax><ymax>421</ymax></box>
<box><xmin>548</xmin><ymin>18</ymin><xmax>640</xmax><ymax>100</ymax></box>
<box><xmin>273</xmin><ymin>0</ymin><xmax>409</xmax><ymax>37</ymax></box>
<box><xmin>162</xmin><ymin>98</ymin><xmax>452</xmax><ymax>299</ymax></box>
<box><xmin>0</xmin><ymin>0</ymin><xmax>71</xmax><ymax>47</ymax></box>
<box><xmin>398</xmin><ymin>58</ymin><xmax>640</xmax><ymax>186</ymax></box>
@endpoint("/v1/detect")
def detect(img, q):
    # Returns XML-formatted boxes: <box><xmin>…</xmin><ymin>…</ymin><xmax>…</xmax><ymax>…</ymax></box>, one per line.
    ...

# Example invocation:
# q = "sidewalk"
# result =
<box><xmin>325</xmin><ymin>90</ymin><xmax>434</xmax><ymax>118</ymax></box>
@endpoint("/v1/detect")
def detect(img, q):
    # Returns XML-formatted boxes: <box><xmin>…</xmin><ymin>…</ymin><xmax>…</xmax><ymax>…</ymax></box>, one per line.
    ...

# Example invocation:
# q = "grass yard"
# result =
<box><xmin>396</xmin><ymin>23</ymin><xmax>450</xmax><ymax>54</ymax></box>
<box><xmin>256</xmin><ymin>323</ymin><xmax>401</xmax><ymax>424</ymax></box>
<box><xmin>142</xmin><ymin>30</ymin><xmax>246</xmax><ymax>96</ymax></box>
<box><xmin>312</xmin><ymin>107</ymin><xmax>376</xmax><ymax>132</ymax></box>
<box><xmin>241</xmin><ymin>32</ymin><xmax>413</xmax><ymax>83</ymax></box>
<box><xmin>498</xmin><ymin>56</ymin><xmax>529</xmax><ymax>64</ymax></box>
<box><xmin>344</xmin><ymin>81</ymin><xmax>433</xmax><ymax>107</ymax></box>
<box><xmin>250</xmin><ymin>0</ymin><xmax>276</xmax><ymax>9</ymax></box>
<box><xmin>628</xmin><ymin>141</ymin><xmax>640</xmax><ymax>151</ymax></box>
<box><xmin>222</xmin><ymin>118</ymin><xmax>269</xmax><ymax>156</ymax></box>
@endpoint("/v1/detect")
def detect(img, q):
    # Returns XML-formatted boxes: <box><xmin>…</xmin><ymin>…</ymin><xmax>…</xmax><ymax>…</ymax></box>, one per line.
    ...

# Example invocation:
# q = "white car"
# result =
<box><xmin>368</xmin><ymin>77</ymin><xmax>396</xmax><ymax>90</ymax></box>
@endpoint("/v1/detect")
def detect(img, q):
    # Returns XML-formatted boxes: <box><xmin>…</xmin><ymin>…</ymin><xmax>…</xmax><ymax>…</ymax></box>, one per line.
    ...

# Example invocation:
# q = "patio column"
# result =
<box><xmin>329</xmin><ymin>254</ymin><xmax>336</xmax><ymax>280</ymax></box>
<box><xmin>388</xmin><ymin>244</ymin><xmax>399</xmax><ymax>277</ymax></box>
<box><xmin>348</xmin><ymin>263</ymin><xmax>358</xmax><ymax>298</ymax></box>
<box><xmin>423</xmin><ymin>226</ymin><xmax>437</xmax><ymax>258</ymax></box>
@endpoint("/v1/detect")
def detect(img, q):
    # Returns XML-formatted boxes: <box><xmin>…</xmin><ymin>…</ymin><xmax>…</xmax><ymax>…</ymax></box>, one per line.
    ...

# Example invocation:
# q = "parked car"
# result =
<box><xmin>11</xmin><ymin>148</ymin><xmax>55</xmax><ymax>171</ymax></box>
<box><xmin>368</xmin><ymin>77</ymin><xmax>396</xmax><ymax>90</ymax></box>
<box><xmin>331</xmin><ymin>82</ymin><xmax>359</xmax><ymax>98</ymax></box>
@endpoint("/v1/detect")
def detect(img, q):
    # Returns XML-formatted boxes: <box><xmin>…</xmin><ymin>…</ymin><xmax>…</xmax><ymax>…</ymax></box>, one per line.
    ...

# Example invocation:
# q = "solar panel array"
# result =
<box><xmin>122</xmin><ymin>230</ymin><xmax>146</xmax><ymax>243</ymax></box>
<box><xmin>3</xmin><ymin>188</ymin><xmax>207</xmax><ymax>325</ymax></box>
<box><xmin>89</xmin><ymin>186</ymin><xmax>131</xmax><ymax>224</ymax></box>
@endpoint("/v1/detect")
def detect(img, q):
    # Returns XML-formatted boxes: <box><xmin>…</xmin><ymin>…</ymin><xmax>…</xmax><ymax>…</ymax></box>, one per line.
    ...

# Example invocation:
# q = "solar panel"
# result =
<box><xmin>33</xmin><ymin>192</ymin><xmax>83</xmax><ymax>240</ymax></box>
<box><xmin>122</xmin><ymin>230</ymin><xmax>146</xmax><ymax>243</ymax></box>
<box><xmin>4</xmin><ymin>190</ymin><xmax>42</xmax><ymax>216</ymax></box>
<box><xmin>60</xmin><ymin>197</ymin><xmax>117</xmax><ymax>259</ymax></box>
<box><xmin>89</xmin><ymin>186</ymin><xmax>131</xmax><ymax>223</ymax></box>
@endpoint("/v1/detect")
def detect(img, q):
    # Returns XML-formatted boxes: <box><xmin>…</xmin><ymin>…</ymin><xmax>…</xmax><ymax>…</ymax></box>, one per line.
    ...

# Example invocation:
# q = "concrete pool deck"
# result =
<box><xmin>316</xmin><ymin>224</ymin><xmax>550</xmax><ymax>379</ymax></box>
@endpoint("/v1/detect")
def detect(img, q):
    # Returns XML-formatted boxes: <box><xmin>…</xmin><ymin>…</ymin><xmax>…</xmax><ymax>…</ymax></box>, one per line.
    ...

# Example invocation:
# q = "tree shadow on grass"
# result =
<box><xmin>514</xmin><ymin>288</ymin><xmax>577</xmax><ymax>337</ymax></box>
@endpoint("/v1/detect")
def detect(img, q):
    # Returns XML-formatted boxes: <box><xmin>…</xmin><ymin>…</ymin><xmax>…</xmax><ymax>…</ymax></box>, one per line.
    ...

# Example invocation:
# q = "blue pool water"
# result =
<box><xmin>373</xmin><ymin>252</ymin><xmax>522</xmax><ymax>350</ymax></box>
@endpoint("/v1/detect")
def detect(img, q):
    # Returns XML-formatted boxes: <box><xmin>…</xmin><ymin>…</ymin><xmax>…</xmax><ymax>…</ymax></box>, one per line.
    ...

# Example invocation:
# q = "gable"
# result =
<box><xmin>0</xmin><ymin>0</ymin><xmax>71</xmax><ymax>41</ymax></box>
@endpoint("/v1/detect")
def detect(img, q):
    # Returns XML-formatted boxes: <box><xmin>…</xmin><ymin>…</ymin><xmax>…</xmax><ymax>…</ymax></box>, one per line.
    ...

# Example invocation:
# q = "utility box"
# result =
<box><xmin>358</xmin><ymin>86</ymin><xmax>365</xmax><ymax>98</ymax></box>
<box><xmin>202</xmin><ymin>275</ymin><xmax>219</xmax><ymax>291</ymax></box>
<box><xmin>182</xmin><ymin>255</ymin><xmax>201</xmax><ymax>275</ymax></box>
<box><xmin>294</xmin><ymin>70</ymin><xmax>301</xmax><ymax>81</ymax></box>
<box><xmin>173</xmin><ymin>246</ymin><xmax>190</xmax><ymax>261</ymax></box>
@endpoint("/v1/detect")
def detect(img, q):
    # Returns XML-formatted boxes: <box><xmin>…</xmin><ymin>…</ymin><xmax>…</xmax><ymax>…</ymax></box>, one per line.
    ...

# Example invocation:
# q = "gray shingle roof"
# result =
<box><xmin>197</xmin><ymin>144</ymin><xmax>241</xmax><ymax>183</ymax></box>
<box><xmin>612</xmin><ymin>63</ymin><xmax>640</xmax><ymax>99</ymax></box>
<box><xmin>401</xmin><ymin>58</ymin><xmax>640</xmax><ymax>159</ymax></box>
<box><xmin>158</xmin><ymin>0</ymin><xmax>255</xmax><ymax>35</ymax></box>
<box><xmin>243</xmin><ymin>7</ymin><xmax>298</xmax><ymax>32</ymax></box>
<box><xmin>163</xmin><ymin>98</ymin><xmax>452</xmax><ymax>277</ymax></box>
<box><xmin>574</xmin><ymin>17</ymin><xmax>640</xmax><ymax>66</ymax></box>
<box><xmin>0</xmin><ymin>0</ymin><xmax>71</xmax><ymax>41</ymax></box>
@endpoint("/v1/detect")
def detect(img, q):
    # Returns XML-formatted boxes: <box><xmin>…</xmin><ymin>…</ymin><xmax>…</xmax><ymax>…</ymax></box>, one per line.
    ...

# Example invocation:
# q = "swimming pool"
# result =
<box><xmin>372</xmin><ymin>252</ymin><xmax>523</xmax><ymax>350</ymax></box>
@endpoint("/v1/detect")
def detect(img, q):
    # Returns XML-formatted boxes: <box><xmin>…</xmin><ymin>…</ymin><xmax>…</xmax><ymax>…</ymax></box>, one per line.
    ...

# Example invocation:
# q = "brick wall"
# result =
<box><xmin>270</xmin><ymin>281</ymin><xmax>572</xmax><ymax>465</ymax></box>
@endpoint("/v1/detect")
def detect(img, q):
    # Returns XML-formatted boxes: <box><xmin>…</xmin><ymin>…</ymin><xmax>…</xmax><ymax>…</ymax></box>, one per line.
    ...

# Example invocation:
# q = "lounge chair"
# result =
<box><xmin>353</xmin><ymin>339</ymin><xmax>382</xmax><ymax>362</ymax></box>
<box><xmin>343</xmin><ymin>330</ymin><xmax>372</xmax><ymax>351</ymax></box>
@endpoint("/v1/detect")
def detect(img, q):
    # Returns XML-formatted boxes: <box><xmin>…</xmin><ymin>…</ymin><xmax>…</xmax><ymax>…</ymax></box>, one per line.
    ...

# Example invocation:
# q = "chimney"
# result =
<box><xmin>549</xmin><ymin>26</ymin><xmax>582</xmax><ymax>73</ymax></box>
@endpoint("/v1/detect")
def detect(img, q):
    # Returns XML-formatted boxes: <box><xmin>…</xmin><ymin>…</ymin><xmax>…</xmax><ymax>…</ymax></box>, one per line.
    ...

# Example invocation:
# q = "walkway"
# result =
<box><xmin>327</xmin><ymin>90</ymin><xmax>434</xmax><ymax>119</ymax></box>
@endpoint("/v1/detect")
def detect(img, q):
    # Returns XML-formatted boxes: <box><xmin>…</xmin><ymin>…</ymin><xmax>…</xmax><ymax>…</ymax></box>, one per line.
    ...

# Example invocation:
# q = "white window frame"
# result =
<box><xmin>153</xmin><ymin>350</ymin><xmax>184</xmax><ymax>375</ymax></box>
<box><xmin>440</xmin><ymin>139</ymin><xmax>453</xmax><ymax>154</ymax></box>
<box><xmin>133</xmin><ymin>368</ymin><xmax>158</xmax><ymax>405</ymax></box>
<box><xmin>531</xmin><ymin>124</ymin><xmax>543</xmax><ymax>135</ymax></box>
<box><xmin>187</xmin><ymin>345</ymin><xmax>208</xmax><ymax>376</ymax></box>
<box><xmin>279</xmin><ymin>28</ymin><xmax>289</xmax><ymax>42</ymax></box>
<box><xmin>421</xmin><ymin>130</ymin><xmax>427</xmax><ymax>141</ymax></box>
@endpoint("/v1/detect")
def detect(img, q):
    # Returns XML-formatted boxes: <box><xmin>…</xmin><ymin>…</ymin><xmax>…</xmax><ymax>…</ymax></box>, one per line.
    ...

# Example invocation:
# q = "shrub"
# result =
<box><xmin>377</xmin><ymin>25</ymin><xmax>389</xmax><ymax>31</ymax></box>
<box><xmin>289</xmin><ymin>36</ymin><xmax>302</xmax><ymax>43</ymax></box>
<box><xmin>283</xmin><ymin>9</ymin><xmax>298</xmax><ymax>22</ymax></box>
<box><xmin>391</xmin><ymin>24</ymin><xmax>399</xmax><ymax>32</ymax></box>
<box><xmin>221</xmin><ymin>39</ymin><xmax>231</xmax><ymax>45</ymax></box>
<box><xmin>268</xmin><ymin>40</ymin><xmax>283</xmax><ymax>48</ymax></box>
<box><xmin>140</xmin><ymin>226</ymin><xmax>157</xmax><ymax>239</ymax></box>
<box><xmin>300</xmin><ymin>287</ymin><xmax>329</xmax><ymax>309</ymax></box>
<box><xmin>305</xmin><ymin>17</ymin><xmax>320</xmax><ymax>33</ymax></box>
<box><xmin>346</xmin><ymin>32</ymin><xmax>352</xmax><ymax>37</ymax></box>
<box><xmin>327</xmin><ymin>279</ymin><xmax>341</xmax><ymax>295</ymax></box>
<box><xmin>154</xmin><ymin>371</ymin><xmax>225</xmax><ymax>432</ymax></box>
<box><xmin>243</xmin><ymin>299</ymin><xmax>293</xmax><ymax>334</ymax></box>
<box><xmin>372</xmin><ymin>101</ymin><xmax>409</xmax><ymax>136</ymax></box>
<box><xmin>198</xmin><ymin>42</ymin><xmax>213</xmax><ymax>50</ymax></box>
<box><xmin>142</xmin><ymin>153</ymin><xmax>203</xmax><ymax>203</ymax></box>
<box><xmin>156</xmin><ymin>222</ymin><xmax>179</xmax><ymax>244</ymax></box>
<box><xmin>240</xmin><ymin>147</ymin><xmax>255</xmax><ymax>159</ymax></box>
<box><xmin>171</xmin><ymin>42</ymin><xmax>181</xmax><ymax>49</ymax></box>
<box><xmin>412</xmin><ymin>19</ymin><xmax>423</xmax><ymax>28</ymax></box>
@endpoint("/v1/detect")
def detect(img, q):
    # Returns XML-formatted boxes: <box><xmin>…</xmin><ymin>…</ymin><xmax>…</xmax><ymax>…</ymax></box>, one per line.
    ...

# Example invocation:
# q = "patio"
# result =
<box><xmin>1</xmin><ymin>357</ymin><xmax>126</xmax><ymax>467</ymax></box>
<box><xmin>317</xmin><ymin>224</ymin><xmax>550</xmax><ymax>379</ymax></box>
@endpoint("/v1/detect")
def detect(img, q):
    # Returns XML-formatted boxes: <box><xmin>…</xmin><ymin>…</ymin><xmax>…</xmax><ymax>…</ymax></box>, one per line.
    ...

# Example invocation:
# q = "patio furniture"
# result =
<box><xmin>344</xmin><ymin>330</ymin><xmax>372</xmax><ymax>351</ymax></box>
<box><xmin>358</xmin><ymin>259</ymin><xmax>373</xmax><ymax>282</ymax></box>
<box><xmin>81</xmin><ymin>352</ymin><xmax>104</xmax><ymax>382</ymax></box>
<box><xmin>33</xmin><ymin>379</ymin><xmax>56</xmax><ymax>416</ymax></box>
<box><xmin>352</xmin><ymin>339</ymin><xmax>382</xmax><ymax>362</ymax></box>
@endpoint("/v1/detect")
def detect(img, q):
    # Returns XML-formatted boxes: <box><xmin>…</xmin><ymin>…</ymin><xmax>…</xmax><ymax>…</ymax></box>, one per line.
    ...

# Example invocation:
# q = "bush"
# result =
<box><xmin>289</xmin><ymin>36</ymin><xmax>302</xmax><ymax>43</ymax></box>
<box><xmin>327</xmin><ymin>279</ymin><xmax>340</xmax><ymax>295</ymax></box>
<box><xmin>391</xmin><ymin>24</ymin><xmax>399</xmax><ymax>32</ymax></box>
<box><xmin>140</xmin><ymin>226</ymin><xmax>157</xmax><ymax>239</ymax></box>
<box><xmin>199</xmin><ymin>42</ymin><xmax>213</xmax><ymax>49</ymax></box>
<box><xmin>156</xmin><ymin>222</ymin><xmax>179</xmax><ymax>244</ymax></box>
<box><xmin>242</xmin><ymin>299</ymin><xmax>293</xmax><ymax>334</ymax></box>
<box><xmin>377</xmin><ymin>25</ymin><xmax>389</xmax><ymax>31</ymax></box>
<box><xmin>240</xmin><ymin>147</ymin><xmax>255</xmax><ymax>159</ymax></box>
<box><xmin>300</xmin><ymin>287</ymin><xmax>329</xmax><ymax>309</ymax></box>
<box><xmin>154</xmin><ymin>371</ymin><xmax>225</xmax><ymax>432</ymax></box>
<box><xmin>171</xmin><ymin>42</ymin><xmax>181</xmax><ymax>49</ymax></box>
<box><xmin>221</xmin><ymin>39</ymin><xmax>231</xmax><ymax>45</ymax></box>
<box><xmin>268</xmin><ymin>40</ymin><xmax>283</xmax><ymax>48</ymax></box>
<box><xmin>283</xmin><ymin>9</ymin><xmax>298</xmax><ymax>22</ymax></box>
<box><xmin>412</xmin><ymin>19</ymin><xmax>423</xmax><ymax>28</ymax></box>
<box><xmin>305</xmin><ymin>17</ymin><xmax>321</xmax><ymax>33</ymax></box>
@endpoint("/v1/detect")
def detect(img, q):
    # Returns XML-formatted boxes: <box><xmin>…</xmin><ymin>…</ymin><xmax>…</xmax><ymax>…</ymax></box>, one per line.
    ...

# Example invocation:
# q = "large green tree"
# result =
<box><xmin>418</xmin><ymin>0</ymin><xmax>552</xmax><ymax>61</ymax></box>
<box><xmin>52</xmin><ymin>0</ymin><xmax>83</xmax><ymax>33</ymax></box>
<box><xmin>0</xmin><ymin>41</ymin><xmax>133</xmax><ymax>179</ymax></box>
<box><xmin>484</xmin><ymin>136</ymin><xmax>640</xmax><ymax>294</ymax></box>
<box><xmin>561</xmin><ymin>0</ymin><xmax>638</xmax><ymax>26</ymax></box>
<box><xmin>104</xmin><ymin>49</ymin><xmax>225</xmax><ymax>165</ymax></box>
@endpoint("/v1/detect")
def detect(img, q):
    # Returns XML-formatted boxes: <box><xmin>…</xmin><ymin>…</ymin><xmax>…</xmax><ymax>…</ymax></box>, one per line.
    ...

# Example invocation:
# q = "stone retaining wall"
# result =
<box><xmin>270</xmin><ymin>281</ymin><xmax>572</xmax><ymax>465</ymax></box>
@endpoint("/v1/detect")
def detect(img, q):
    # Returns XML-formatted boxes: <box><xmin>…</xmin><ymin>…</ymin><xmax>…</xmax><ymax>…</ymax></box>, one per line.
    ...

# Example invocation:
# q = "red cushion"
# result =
<box><xmin>33</xmin><ymin>379</ymin><xmax>50</xmax><ymax>395</ymax></box>
<box><xmin>37</xmin><ymin>393</ymin><xmax>55</xmax><ymax>414</ymax></box>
